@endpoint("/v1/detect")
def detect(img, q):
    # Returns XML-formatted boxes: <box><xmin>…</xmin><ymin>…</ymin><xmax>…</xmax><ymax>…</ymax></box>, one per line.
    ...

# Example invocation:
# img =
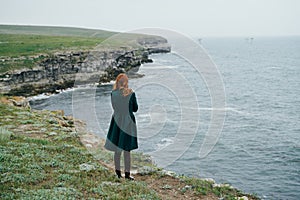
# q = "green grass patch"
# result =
<box><xmin>0</xmin><ymin>102</ymin><xmax>161</xmax><ymax>199</ymax></box>
<box><xmin>0</xmin><ymin>25</ymin><xmax>156</xmax><ymax>74</ymax></box>
<box><xmin>180</xmin><ymin>176</ymin><xmax>259</xmax><ymax>200</ymax></box>
<box><xmin>0</xmin><ymin>33</ymin><xmax>105</xmax><ymax>73</ymax></box>
<box><xmin>0</xmin><ymin>24</ymin><xmax>116</xmax><ymax>38</ymax></box>
<box><xmin>0</xmin><ymin>34</ymin><xmax>104</xmax><ymax>57</ymax></box>
<box><xmin>0</xmin><ymin>25</ymin><xmax>147</xmax><ymax>73</ymax></box>
<box><xmin>0</xmin><ymin>126</ymin><xmax>12</xmax><ymax>142</ymax></box>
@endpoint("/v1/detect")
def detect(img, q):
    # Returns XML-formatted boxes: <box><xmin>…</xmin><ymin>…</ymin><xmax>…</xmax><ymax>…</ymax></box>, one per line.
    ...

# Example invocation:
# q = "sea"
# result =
<box><xmin>30</xmin><ymin>36</ymin><xmax>300</xmax><ymax>199</ymax></box>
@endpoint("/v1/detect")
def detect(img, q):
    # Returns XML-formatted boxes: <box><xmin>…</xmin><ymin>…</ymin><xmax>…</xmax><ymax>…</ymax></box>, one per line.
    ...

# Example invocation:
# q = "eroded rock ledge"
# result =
<box><xmin>0</xmin><ymin>36</ymin><xmax>170</xmax><ymax>97</ymax></box>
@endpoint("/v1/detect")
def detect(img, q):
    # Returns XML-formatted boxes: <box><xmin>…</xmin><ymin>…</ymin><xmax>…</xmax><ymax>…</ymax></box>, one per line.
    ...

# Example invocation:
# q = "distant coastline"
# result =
<box><xmin>0</xmin><ymin>25</ymin><xmax>170</xmax><ymax>97</ymax></box>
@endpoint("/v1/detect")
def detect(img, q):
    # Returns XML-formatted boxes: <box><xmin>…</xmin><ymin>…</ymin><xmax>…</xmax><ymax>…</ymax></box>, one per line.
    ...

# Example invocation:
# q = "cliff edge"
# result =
<box><xmin>0</xmin><ymin>33</ymin><xmax>170</xmax><ymax>96</ymax></box>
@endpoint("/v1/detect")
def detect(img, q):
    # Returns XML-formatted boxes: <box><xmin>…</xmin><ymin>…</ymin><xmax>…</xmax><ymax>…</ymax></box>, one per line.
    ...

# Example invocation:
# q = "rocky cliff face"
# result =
<box><xmin>0</xmin><ymin>36</ymin><xmax>170</xmax><ymax>97</ymax></box>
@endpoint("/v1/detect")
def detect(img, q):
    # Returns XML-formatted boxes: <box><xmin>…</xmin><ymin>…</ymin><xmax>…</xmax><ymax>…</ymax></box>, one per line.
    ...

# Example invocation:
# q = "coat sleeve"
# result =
<box><xmin>130</xmin><ymin>92</ymin><xmax>138</xmax><ymax>112</ymax></box>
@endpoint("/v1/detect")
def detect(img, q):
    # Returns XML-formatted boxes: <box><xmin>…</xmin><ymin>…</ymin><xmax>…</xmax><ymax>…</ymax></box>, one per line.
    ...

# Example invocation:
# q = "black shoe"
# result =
<box><xmin>125</xmin><ymin>172</ymin><xmax>134</xmax><ymax>180</ymax></box>
<box><xmin>115</xmin><ymin>170</ymin><xmax>122</xmax><ymax>178</ymax></box>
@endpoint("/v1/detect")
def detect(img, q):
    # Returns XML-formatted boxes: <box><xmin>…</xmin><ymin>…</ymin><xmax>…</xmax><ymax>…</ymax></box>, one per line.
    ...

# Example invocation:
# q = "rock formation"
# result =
<box><xmin>0</xmin><ymin>36</ymin><xmax>170</xmax><ymax>96</ymax></box>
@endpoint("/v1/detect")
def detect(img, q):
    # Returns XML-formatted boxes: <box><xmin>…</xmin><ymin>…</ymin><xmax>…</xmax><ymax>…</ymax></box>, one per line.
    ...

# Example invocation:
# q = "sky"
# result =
<box><xmin>0</xmin><ymin>0</ymin><xmax>299</xmax><ymax>37</ymax></box>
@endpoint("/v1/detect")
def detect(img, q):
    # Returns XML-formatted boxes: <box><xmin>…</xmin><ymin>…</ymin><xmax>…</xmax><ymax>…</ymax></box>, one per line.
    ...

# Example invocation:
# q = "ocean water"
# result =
<box><xmin>30</xmin><ymin>37</ymin><xmax>300</xmax><ymax>199</ymax></box>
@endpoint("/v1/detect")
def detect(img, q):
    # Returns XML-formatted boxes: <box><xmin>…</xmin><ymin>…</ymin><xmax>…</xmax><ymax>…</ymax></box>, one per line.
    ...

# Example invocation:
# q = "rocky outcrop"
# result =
<box><xmin>0</xmin><ymin>36</ymin><xmax>170</xmax><ymax>97</ymax></box>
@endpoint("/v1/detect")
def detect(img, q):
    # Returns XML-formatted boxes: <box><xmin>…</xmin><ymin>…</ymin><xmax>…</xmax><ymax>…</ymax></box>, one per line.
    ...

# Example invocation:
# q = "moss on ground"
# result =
<box><xmin>0</xmin><ymin>101</ymin><xmax>159</xmax><ymax>199</ymax></box>
<box><xmin>0</xmin><ymin>99</ymin><xmax>259</xmax><ymax>199</ymax></box>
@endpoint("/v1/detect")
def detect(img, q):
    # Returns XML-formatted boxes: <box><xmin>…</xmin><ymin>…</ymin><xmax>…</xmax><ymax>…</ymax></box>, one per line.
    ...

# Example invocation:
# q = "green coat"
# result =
<box><xmin>104</xmin><ymin>90</ymin><xmax>138</xmax><ymax>152</ymax></box>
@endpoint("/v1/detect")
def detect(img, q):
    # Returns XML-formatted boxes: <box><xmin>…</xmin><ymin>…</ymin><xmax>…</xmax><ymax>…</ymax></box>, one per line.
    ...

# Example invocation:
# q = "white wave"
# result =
<box><xmin>156</xmin><ymin>138</ymin><xmax>174</xmax><ymax>150</ymax></box>
<box><xmin>199</xmin><ymin>107</ymin><xmax>243</xmax><ymax>114</ymax></box>
<box><xmin>28</xmin><ymin>93</ymin><xmax>53</xmax><ymax>101</ymax></box>
<box><xmin>29</xmin><ymin>87</ymin><xmax>77</xmax><ymax>101</ymax></box>
<box><xmin>73</xmin><ymin>84</ymin><xmax>98</xmax><ymax>89</ymax></box>
<box><xmin>136</xmin><ymin>113</ymin><xmax>151</xmax><ymax>119</ymax></box>
<box><xmin>144</xmin><ymin>65</ymin><xmax>178</xmax><ymax>69</ymax></box>
<box><xmin>99</xmin><ymin>80</ymin><xmax>115</xmax><ymax>86</ymax></box>
<box><xmin>136</xmin><ymin>113</ymin><xmax>151</xmax><ymax>123</ymax></box>
<box><xmin>56</xmin><ymin>87</ymin><xmax>77</xmax><ymax>94</ymax></box>
<box><xmin>180</xmin><ymin>106</ymin><xmax>252</xmax><ymax>116</ymax></box>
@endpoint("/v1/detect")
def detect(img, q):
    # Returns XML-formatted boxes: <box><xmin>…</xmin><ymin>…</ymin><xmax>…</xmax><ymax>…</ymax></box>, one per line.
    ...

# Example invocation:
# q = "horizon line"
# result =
<box><xmin>1</xmin><ymin>23</ymin><xmax>299</xmax><ymax>38</ymax></box>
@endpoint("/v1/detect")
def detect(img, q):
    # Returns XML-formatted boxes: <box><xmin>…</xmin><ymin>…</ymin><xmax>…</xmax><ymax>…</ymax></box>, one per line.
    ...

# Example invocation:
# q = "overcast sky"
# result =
<box><xmin>0</xmin><ymin>0</ymin><xmax>299</xmax><ymax>37</ymax></box>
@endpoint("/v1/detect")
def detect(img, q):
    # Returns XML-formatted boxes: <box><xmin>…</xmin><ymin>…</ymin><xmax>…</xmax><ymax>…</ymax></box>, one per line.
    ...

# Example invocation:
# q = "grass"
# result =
<box><xmin>0</xmin><ymin>25</ymin><xmax>147</xmax><ymax>73</ymax></box>
<box><xmin>0</xmin><ymin>97</ymin><xmax>260</xmax><ymax>199</ymax></box>
<box><xmin>0</xmin><ymin>33</ymin><xmax>105</xmax><ymax>73</ymax></box>
<box><xmin>0</xmin><ymin>24</ymin><xmax>116</xmax><ymax>38</ymax></box>
<box><xmin>0</xmin><ymin>34</ymin><xmax>105</xmax><ymax>57</ymax></box>
<box><xmin>0</xmin><ymin>101</ymin><xmax>160</xmax><ymax>199</ymax></box>
<box><xmin>181</xmin><ymin>176</ymin><xmax>245</xmax><ymax>199</ymax></box>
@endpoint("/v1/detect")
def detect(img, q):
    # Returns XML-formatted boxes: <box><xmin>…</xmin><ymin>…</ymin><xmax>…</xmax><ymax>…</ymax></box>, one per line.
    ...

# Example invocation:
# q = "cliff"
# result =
<box><xmin>0</xmin><ymin>36</ymin><xmax>170</xmax><ymax>97</ymax></box>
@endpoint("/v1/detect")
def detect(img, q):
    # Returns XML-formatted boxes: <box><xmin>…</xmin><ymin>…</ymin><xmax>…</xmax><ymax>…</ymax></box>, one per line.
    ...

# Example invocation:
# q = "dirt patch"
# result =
<box><xmin>78</xmin><ymin>131</ymin><xmax>221</xmax><ymax>200</ymax></box>
<box><xmin>135</xmin><ymin>174</ymin><xmax>215</xmax><ymax>200</ymax></box>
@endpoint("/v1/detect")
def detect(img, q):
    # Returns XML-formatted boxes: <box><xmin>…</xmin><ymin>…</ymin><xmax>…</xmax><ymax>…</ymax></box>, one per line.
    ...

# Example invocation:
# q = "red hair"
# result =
<box><xmin>113</xmin><ymin>73</ymin><xmax>132</xmax><ymax>96</ymax></box>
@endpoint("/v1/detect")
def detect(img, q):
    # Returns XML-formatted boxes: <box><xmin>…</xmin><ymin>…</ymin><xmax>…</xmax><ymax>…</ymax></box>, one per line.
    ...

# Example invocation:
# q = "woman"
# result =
<box><xmin>104</xmin><ymin>73</ymin><xmax>138</xmax><ymax>180</ymax></box>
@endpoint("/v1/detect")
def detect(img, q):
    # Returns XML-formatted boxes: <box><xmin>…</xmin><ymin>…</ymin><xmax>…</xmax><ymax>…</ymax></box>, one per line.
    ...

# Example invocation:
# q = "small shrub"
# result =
<box><xmin>0</xmin><ymin>127</ymin><xmax>12</xmax><ymax>142</ymax></box>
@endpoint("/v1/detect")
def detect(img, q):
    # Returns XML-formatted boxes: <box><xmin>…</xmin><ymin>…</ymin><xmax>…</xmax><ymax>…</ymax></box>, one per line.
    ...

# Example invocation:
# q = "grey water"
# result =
<box><xmin>30</xmin><ymin>37</ymin><xmax>300</xmax><ymax>199</ymax></box>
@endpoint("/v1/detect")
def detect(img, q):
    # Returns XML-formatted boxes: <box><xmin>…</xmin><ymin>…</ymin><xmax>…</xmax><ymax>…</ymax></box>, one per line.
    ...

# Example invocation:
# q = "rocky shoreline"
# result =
<box><xmin>0</xmin><ymin>36</ymin><xmax>170</xmax><ymax>97</ymax></box>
